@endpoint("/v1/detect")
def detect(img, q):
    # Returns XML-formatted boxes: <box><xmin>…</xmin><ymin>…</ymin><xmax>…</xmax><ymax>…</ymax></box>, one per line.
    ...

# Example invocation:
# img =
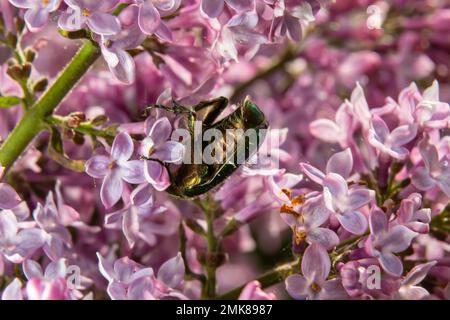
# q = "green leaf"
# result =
<box><xmin>0</xmin><ymin>96</ymin><xmax>21</xmax><ymax>108</ymax></box>
<box><xmin>48</xmin><ymin>127</ymin><xmax>86</xmax><ymax>172</ymax></box>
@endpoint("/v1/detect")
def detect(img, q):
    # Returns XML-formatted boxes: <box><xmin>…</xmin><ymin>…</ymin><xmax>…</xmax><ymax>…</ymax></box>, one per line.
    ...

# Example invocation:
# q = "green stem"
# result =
<box><xmin>203</xmin><ymin>204</ymin><xmax>218</xmax><ymax>299</ymax></box>
<box><xmin>0</xmin><ymin>40</ymin><xmax>100</xmax><ymax>171</ymax></box>
<box><xmin>47</xmin><ymin>115</ymin><xmax>116</xmax><ymax>140</ymax></box>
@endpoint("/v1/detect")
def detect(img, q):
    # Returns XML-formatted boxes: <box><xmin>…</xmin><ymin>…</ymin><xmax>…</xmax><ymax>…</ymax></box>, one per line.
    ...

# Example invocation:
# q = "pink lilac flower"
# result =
<box><xmin>135</xmin><ymin>0</ymin><xmax>181</xmax><ymax>40</ymax></box>
<box><xmin>301</xmin><ymin>148</ymin><xmax>353</xmax><ymax>185</ymax></box>
<box><xmin>395</xmin><ymin>261</ymin><xmax>436</xmax><ymax>300</ymax></box>
<box><xmin>0</xmin><ymin>209</ymin><xmax>46</xmax><ymax>263</ymax></box>
<box><xmin>99</xmin><ymin>4</ymin><xmax>146</xmax><ymax>84</ymax></box>
<box><xmin>140</xmin><ymin>117</ymin><xmax>185</xmax><ymax>191</ymax></box>
<box><xmin>238</xmin><ymin>281</ymin><xmax>275</xmax><ymax>300</ymax></box>
<box><xmin>85</xmin><ymin>132</ymin><xmax>145</xmax><ymax>209</ymax></box>
<box><xmin>267</xmin><ymin>0</ymin><xmax>315</xmax><ymax>42</ymax></box>
<box><xmin>366</xmin><ymin>207</ymin><xmax>418</xmax><ymax>276</ymax></box>
<box><xmin>58</xmin><ymin>0</ymin><xmax>121</xmax><ymax>36</ymax></box>
<box><xmin>8</xmin><ymin>0</ymin><xmax>62</xmax><ymax>32</ymax></box>
<box><xmin>411</xmin><ymin>135</ymin><xmax>450</xmax><ymax>197</ymax></box>
<box><xmin>285</xmin><ymin>243</ymin><xmax>348</xmax><ymax>300</ymax></box>
<box><xmin>396</xmin><ymin>193</ymin><xmax>431</xmax><ymax>234</ymax></box>
<box><xmin>32</xmin><ymin>182</ymin><xmax>100</xmax><ymax>260</ymax></box>
<box><xmin>368</xmin><ymin>115</ymin><xmax>418</xmax><ymax>160</ymax></box>
<box><xmin>201</xmin><ymin>0</ymin><xmax>254</xmax><ymax>19</ymax></box>
<box><xmin>322</xmin><ymin>173</ymin><xmax>374</xmax><ymax>235</ymax></box>
<box><xmin>22</xmin><ymin>258</ymin><xmax>90</xmax><ymax>300</ymax></box>
<box><xmin>104</xmin><ymin>183</ymin><xmax>179</xmax><ymax>248</ymax></box>
<box><xmin>280</xmin><ymin>193</ymin><xmax>339</xmax><ymax>250</ymax></box>
<box><xmin>97</xmin><ymin>252</ymin><xmax>186</xmax><ymax>300</ymax></box>
<box><xmin>214</xmin><ymin>11</ymin><xmax>267</xmax><ymax>62</ymax></box>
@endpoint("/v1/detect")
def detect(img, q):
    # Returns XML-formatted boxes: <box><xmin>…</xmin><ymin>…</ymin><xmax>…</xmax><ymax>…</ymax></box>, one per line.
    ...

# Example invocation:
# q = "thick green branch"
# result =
<box><xmin>0</xmin><ymin>40</ymin><xmax>100</xmax><ymax>171</ymax></box>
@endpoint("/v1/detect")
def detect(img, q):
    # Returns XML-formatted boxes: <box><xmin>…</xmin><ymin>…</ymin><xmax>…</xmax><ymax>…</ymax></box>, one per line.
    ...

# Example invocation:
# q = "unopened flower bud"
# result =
<box><xmin>25</xmin><ymin>48</ymin><xmax>37</xmax><ymax>62</ymax></box>
<box><xmin>65</xmin><ymin>112</ymin><xmax>86</xmax><ymax>128</ymax></box>
<box><xmin>7</xmin><ymin>64</ymin><xmax>24</xmax><ymax>80</ymax></box>
<box><xmin>73</xmin><ymin>132</ymin><xmax>85</xmax><ymax>145</ymax></box>
<box><xmin>22</xmin><ymin>63</ymin><xmax>32</xmax><ymax>78</ymax></box>
<box><xmin>33</xmin><ymin>78</ymin><xmax>48</xmax><ymax>92</ymax></box>
<box><xmin>15</xmin><ymin>17</ymin><xmax>25</xmax><ymax>33</ymax></box>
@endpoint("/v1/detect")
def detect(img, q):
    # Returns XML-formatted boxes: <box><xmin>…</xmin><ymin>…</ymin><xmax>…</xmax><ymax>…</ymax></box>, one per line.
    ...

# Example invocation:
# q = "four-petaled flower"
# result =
<box><xmin>368</xmin><ymin>115</ymin><xmax>417</xmax><ymax>160</ymax></box>
<box><xmin>141</xmin><ymin>117</ymin><xmax>185</xmax><ymax>191</ymax></box>
<box><xmin>97</xmin><ymin>252</ymin><xmax>186</xmax><ymax>300</ymax></box>
<box><xmin>105</xmin><ymin>183</ymin><xmax>180</xmax><ymax>248</ymax></box>
<box><xmin>8</xmin><ymin>0</ymin><xmax>62</xmax><ymax>32</ymax></box>
<box><xmin>412</xmin><ymin>135</ymin><xmax>450</xmax><ymax>197</ymax></box>
<box><xmin>322</xmin><ymin>172</ymin><xmax>374</xmax><ymax>235</ymax></box>
<box><xmin>58</xmin><ymin>0</ymin><xmax>121</xmax><ymax>36</ymax></box>
<box><xmin>285</xmin><ymin>243</ymin><xmax>348</xmax><ymax>300</ymax></box>
<box><xmin>85</xmin><ymin>132</ymin><xmax>145</xmax><ymax>209</ymax></box>
<box><xmin>366</xmin><ymin>207</ymin><xmax>418</xmax><ymax>276</ymax></box>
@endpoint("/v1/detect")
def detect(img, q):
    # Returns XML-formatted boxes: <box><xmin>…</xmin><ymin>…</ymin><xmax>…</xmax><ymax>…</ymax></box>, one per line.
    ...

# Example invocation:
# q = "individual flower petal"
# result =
<box><xmin>347</xmin><ymin>189</ymin><xmax>374</xmax><ymax>211</ymax></box>
<box><xmin>144</xmin><ymin>160</ymin><xmax>170</xmax><ymax>191</ymax></box>
<box><xmin>85</xmin><ymin>155</ymin><xmax>110</xmax><ymax>178</ymax></box>
<box><xmin>8</xmin><ymin>0</ymin><xmax>35</xmax><ymax>9</ymax></box>
<box><xmin>0</xmin><ymin>183</ymin><xmax>21</xmax><ymax>209</ymax></box>
<box><xmin>157</xmin><ymin>252</ymin><xmax>185</xmax><ymax>288</ymax></box>
<box><xmin>123</xmin><ymin>209</ymin><xmax>139</xmax><ymax>248</ymax></box>
<box><xmin>285</xmin><ymin>275</ymin><xmax>309</xmax><ymax>300</ymax></box>
<box><xmin>149</xmin><ymin>117</ymin><xmax>173</xmax><ymax>146</ymax></box>
<box><xmin>109</xmin><ymin>50</ymin><xmax>136</xmax><ymax>84</ymax></box>
<box><xmin>300</xmin><ymin>163</ymin><xmax>325</xmax><ymax>185</ymax></box>
<box><xmin>111</xmin><ymin>132</ymin><xmax>134</xmax><ymax>163</ymax></box>
<box><xmin>201</xmin><ymin>0</ymin><xmax>224</xmax><ymax>18</ymax></box>
<box><xmin>379</xmin><ymin>251</ymin><xmax>403</xmax><ymax>276</ymax></box>
<box><xmin>301</xmin><ymin>243</ymin><xmax>330</xmax><ymax>284</ymax></box>
<box><xmin>24</xmin><ymin>7</ymin><xmax>50</xmax><ymax>31</ymax></box>
<box><xmin>121</xmin><ymin>160</ymin><xmax>146</xmax><ymax>184</ymax></box>
<box><xmin>308</xmin><ymin>228</ymin><xmax>339</xmax><ymax>250</ymax></box>
<box><xmin>22</xmin><ymin>260</ymin><xmax>44</xmax><ymax>280</ymax></box>
<box><xmin>138</xmin><ymin>1</ymin><xmax>161</xmax><ymax>34</ymax></box>
<box><xmin>336</xmin><ymin>211</ymin><xmax>368</xmax><ymax>235</ymax></box>
<box><xmin>411</xmin><ymin>167</ymin><xmax>435</xmax><ymax>191</ymax></box>
<box><xmin>86</xmin><ymin>12</ymin><xmax>121</xmax><ymax>35</ymax></box>
<box><xmin>380</xmin><ymin>225</ymin><xmax>418</xmax><ymax>253</ymax></box>
<box><xmin>389</xmin><ymin>124</ymin><xmax>417</xmax><ymax>147</ymax></box>
<box><xmin>309</xmin><ymin>120</ymin><xmax>341</xmax><ymax>144</ymax></box>
<box><xmin>152</xmin><ymin>141</ymin><xmax>185</xmax><ymax>163</ymax></box>
<box><xmin>402</xmin><ymin>261</ymin><xmax>437</xmax><ymax>287</ymax></box>
<box><xmin>320</xmin><ymin>278</ymin><xmax>348</xmax><ymax>300</ymax></box>
<box><xmin>1</xmin><ymin>278</ymin><xmax>23</xmax><ymax>300</ymax></box>
<box><xmin>96</xmin><ymin>253</ymin><xmax>115</xmax><ymax>283</ymax></box>
<box><xmin>369</xmin><ymin>207</ymin><xmax>387</xmax><ymax>235</ymax></box>
<box><xmin>326</xmin><ymin>148</ymin><xmax>353</xmax><ymax>178</ymax></box>
<box><xmin>238</xmin><ymin>281</ymin><xmax>275</xmax><ymax>300</ymax></box>
<box><xmin>100</xmin><ymin>170</ymin><xmax>124</xmax><ymax>209</ymax></box>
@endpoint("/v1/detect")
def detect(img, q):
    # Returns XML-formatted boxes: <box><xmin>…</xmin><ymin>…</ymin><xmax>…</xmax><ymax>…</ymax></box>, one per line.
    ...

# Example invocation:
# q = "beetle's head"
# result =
<box><xmin>241</xmin><ymin>96</ymin><xmax>267</xmax><ymax>129</ymax></box>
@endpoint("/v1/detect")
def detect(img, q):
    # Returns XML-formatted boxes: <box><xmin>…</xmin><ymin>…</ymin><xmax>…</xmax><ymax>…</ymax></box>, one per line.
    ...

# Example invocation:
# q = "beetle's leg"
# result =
<box><xmin>192</xmin><ymin>96</ymin><xmax>228</xmax><ymax>126</ymax></box>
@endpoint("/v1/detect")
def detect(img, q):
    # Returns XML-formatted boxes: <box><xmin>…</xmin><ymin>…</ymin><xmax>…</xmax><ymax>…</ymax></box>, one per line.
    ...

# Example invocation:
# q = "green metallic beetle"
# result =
<box><xmin>146</xmin><ymin>96</ymin><xmax>268</xmax><ymax>199</ymax></box>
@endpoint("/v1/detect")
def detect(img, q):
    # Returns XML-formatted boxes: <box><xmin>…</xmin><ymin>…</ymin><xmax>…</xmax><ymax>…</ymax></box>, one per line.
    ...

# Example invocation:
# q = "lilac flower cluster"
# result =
<box><xmin>0</xmin><ymin>0</ymin><xmax>449</xmax><ymax>301</ymax></box>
